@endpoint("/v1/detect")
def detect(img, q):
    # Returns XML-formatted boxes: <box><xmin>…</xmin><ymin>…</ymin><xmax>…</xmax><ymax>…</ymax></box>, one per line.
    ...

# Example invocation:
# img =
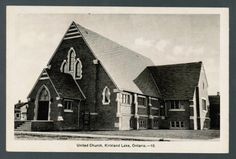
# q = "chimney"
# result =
<box><xmin>217</xmin><ymin>92</ymin><xmax>220</xmax><ymax>96</ymax></box>
<box><xmin>18</xmin><ymin>100</ymin><xmax>21</xmax><ymax>103</ymax></box>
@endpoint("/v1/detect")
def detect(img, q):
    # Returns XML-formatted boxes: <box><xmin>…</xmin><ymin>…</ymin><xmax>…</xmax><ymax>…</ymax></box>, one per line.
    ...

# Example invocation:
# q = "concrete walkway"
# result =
<box><xmin>14</xmin><ymin>131</ymin><xmax>219</xmax><ymax>141</ymax></box>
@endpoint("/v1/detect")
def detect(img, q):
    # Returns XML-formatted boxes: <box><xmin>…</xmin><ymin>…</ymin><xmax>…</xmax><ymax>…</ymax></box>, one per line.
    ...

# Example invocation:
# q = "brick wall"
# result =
<box><xmin>160</xmin><ymin>100</ymin><xmax>190</xmax><ymax>129</ymax></box>
<box><xmin>49</xmin><ymin>38</ymin><xmax>97</xmax><ymax>114</ymax></box>
<box><xmin>27</xmin><ymin>78</ymin><xmax>81</xmax><ymax>130</ymax></box>
<box><xmin>27</xmin><ymin>79</ymin><xmax>59</xmax><ymax>121</ymax></box>
<box><xmin>31</xmin><ymin>121</ymin><xmax>54</xmax><ymax>131</ymax></box>
<box><xmin>48</xmin><ymin>37</ymin><xmax>118</xmax><ymax>130</ymax></box>
<box><xmin>61</xmin><ymin>100</ymin><xmax>80</xmax><ymax>130</ymax></box>
<box><xmin>94</xmin><ymin>63</ymin><xmax>118</xmax><ymax>130</ymax></box>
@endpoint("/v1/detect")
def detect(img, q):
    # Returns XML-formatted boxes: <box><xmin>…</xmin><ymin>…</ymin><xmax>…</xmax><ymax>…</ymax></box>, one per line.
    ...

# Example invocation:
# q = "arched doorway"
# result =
<box><xmin>36</xmin><ymin>86</ymin><xmax>50</xmax><ymax>120</ymax></box>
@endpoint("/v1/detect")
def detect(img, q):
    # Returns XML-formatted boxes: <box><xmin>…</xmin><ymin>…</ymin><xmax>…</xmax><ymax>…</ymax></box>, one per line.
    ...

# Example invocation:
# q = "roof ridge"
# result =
<box><xmin>148</xmin><ymin>61</ymin><xmax>202</xmax><ymax>68</ymax></box>
<box><xmin>147</xmin><ymin>68</ymin><xmax>163</xmax><ymax>98</ymax></box>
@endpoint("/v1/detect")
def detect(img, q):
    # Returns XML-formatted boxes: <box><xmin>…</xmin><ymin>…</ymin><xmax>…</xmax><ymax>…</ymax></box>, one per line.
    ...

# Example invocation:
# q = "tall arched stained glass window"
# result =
<box><xmin>68</xmin><ymin>48</ymin><xmax>76</xmax><ymax>71</ymax></box>
<box><xmin>75</xmin><ymin>58</ymin><xmax>82</xmax><ymax>79</ymax></box>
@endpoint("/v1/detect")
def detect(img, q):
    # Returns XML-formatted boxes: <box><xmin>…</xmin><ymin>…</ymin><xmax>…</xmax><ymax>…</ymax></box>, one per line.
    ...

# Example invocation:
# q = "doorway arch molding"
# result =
<box><xmin>34</xmin><ymin>85</ymin><xmax>51</xmax><ymax>120</ymax></box>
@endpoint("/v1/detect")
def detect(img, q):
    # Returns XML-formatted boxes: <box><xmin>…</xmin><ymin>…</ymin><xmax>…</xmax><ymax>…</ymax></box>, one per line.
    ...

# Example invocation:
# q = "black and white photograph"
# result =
<box><xmin>6</xmin><ymin>6</ymin><xmax>229</xmax><ymax>153</ymax></box>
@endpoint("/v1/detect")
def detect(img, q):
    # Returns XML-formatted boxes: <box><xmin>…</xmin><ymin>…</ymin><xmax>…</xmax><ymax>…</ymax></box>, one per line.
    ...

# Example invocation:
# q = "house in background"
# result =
<box><xmin>209</xmin><ymin>92</ymin><xmax>220</xmax><ymax>130</ymax></box>
<box><xmin>15</xmin><ymin>21</ymin><xmax>210</xmax><ymax>131</ymax></box>
<box><xmin>14</xmin><ymin>100</ymin><xmax>28</xmax><ymax>121</ymax></box>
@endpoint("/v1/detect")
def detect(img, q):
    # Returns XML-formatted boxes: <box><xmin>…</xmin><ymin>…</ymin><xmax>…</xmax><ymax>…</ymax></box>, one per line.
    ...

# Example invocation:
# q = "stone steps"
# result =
<box><xmin>15</xmin><ymin>121</ymin><xmax>31</xmax><ymax>131</ymax></box>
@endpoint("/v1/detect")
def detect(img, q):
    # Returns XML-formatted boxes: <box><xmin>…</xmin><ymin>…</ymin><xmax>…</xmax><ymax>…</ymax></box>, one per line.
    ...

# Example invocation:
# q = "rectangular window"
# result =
<box><xmin>15</xmin><ymin>113</ymin><xmax>20</xmax><ymax>118</ymax></box>
<box><xmin>151</xmin><ymin>99</ymin><xmax>159</xmax><ymax>107</ymax></box>
<box><xmin>64</xmin><ymin>100</ymin><xmax>73</xmax><ymax>112</ymax></box>
<box><xmin>130</xmin><ymin>118</ymin><xmax>134</xmax><ymax>128</ymax></box>
<box><xmin>154</xmin><ymin>120</ymin><xmax>158</xmax><ymax>124</ymax></box>
<box><xmin>170</xmin><ymin>121</ymin><xmax>185</xmax><ymax>128</ymax></box>
<box><xmin>180</xmin><ymin>121</ymin><xmax>184</xmax><ymax>127</ymax></box>
<box><xmin>139</xmin><ymin>119</ymin><xmax>146</xmax><ymax>128</ymax></box>
<box><xmin>121</xmin><ymin>93</ymin><xmax>131</xmax><ymax>105</ymax></box>
<box><xmin>171</xmin><ymin>121</ymin><xmax>175</xmax><ymax>127</ymax></box>
<box><xmin>170</xmin><ymin>100</ymin><xmax>181</xmax><ymax>109</ymax></box>
<box><xmin>202</xmin><ymin>99</ymin><xmax>207</xmax><ymax>111</ymax></box>
<box><xmin>153</xmin><ymin>119</ymin><xmax>158</xmax><ymax>128</ymax></box>
<box><xmin>176</xmin><ymin>121</ymin><xmax>180</xmax><ymax>127</ymax></box>
<box><xmin>138</xmin><ymin>96</ymin><xmax>147</xmax><ymax>106</ymax></box>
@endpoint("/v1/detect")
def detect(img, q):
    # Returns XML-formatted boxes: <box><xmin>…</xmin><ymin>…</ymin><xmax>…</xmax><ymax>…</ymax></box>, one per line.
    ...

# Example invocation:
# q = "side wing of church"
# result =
<box><xmin>16</xmin><ymin>21</ymin><xmax>210</xmax><ymax>131</ymax></box>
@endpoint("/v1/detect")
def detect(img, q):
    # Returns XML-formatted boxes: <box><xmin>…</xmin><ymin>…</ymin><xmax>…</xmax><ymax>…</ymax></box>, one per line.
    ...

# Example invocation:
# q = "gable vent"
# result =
<box><xmin>39</xmin><ymin>70</ymin><xmax>49</xmax><ymax>80</ymax></box>
<box><xmin>64</xmin><ymin>23</ymin><xmax>82</xmax><ymax>40</ymax></box>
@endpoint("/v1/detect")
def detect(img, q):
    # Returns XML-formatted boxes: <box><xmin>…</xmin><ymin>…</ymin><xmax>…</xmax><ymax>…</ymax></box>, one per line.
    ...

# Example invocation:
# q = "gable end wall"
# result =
<box><xmin>48</xmin><ymin>37</ymin><xmax>118</xmax><ymax>130</ymax></box>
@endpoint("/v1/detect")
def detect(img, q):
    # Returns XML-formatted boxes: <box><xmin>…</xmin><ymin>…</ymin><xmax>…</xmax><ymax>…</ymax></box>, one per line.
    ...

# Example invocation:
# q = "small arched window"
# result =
<box><xmin>68</xmin><ymin>48</ymin><xmax>76</xmax><ymax>71</ymax></box>
<box><xmin>39</xmin><ymin>87</ymin><xmax>49</xmax><ymax>101</ymax></box>
<box><xmin>60</xmin><ymin>60</ymin><xmax>67</xmax><ymax>73</ymax></box>
<box><xmin>102</xmin><ymin>86</ymin><xmax>111</xmax><ymax>105</ymax></box>
<box><xmin>75</xmin><ymin>58</ymin><xmax>82</xmax><ymax>79</ymax></box>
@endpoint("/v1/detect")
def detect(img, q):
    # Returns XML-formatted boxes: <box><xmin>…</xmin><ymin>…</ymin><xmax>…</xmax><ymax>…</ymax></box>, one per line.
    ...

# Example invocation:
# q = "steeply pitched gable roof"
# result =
<box><xmin>148</xmin><ymin>62</ymin><xmax>202</xmax><ymax>100</ymax></box>
<box><xmin>75</xmin><ymin>23</ymin><xmax>154</xmax><ymax>94</ymax></box>
<box><xmin>46</xmin><ymin>69</ymin><xmax>85</xmax><ymax>100</ymax></box>
<box><xmin>15</xmin><ymin>101</ymin><xmax>28</xmax><ymax>109</ymax></box>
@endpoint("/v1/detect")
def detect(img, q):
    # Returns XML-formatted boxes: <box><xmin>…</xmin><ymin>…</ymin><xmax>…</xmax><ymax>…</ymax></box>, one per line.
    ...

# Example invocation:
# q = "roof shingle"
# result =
<box><xmin>148</xmin><ymin>62</ymin><xmax>202</xmax><ymax>100</ymax></box>
<box><xmin>46</xmin><ymin>69</ymin><xmax>85</xmax><ymax>100</ymax></box>
<box><xmin>76</xmin><ymin>23</ymin><xmax>154</xmax><ymax>94</ymax></box>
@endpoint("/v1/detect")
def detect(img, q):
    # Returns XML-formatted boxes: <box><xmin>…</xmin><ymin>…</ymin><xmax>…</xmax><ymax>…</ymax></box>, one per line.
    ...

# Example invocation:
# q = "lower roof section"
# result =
<box><xmin>46</xmin><ymin>69</ymin><xmax>85</xmax><ymax>100</ymax></box>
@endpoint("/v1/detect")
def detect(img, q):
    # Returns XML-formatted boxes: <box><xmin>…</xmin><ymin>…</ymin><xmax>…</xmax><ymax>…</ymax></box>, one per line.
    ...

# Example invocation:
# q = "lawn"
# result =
<box><xmin>15</xmin><ymin>129</ymin><xmax>220</xmax><ymax>141</ymax></box>
<box><xmin>69</xmin><ymin>129</ymin><xmax>220</xmax><ymax>140</ymax></box>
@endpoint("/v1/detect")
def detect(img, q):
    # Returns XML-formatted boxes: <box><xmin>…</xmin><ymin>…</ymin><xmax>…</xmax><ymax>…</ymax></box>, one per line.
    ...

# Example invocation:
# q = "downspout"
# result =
<box><xmin>94</xmin><ymin>59</ymin><xmax>99</xmax><ymax>113</ymax></box>
<box><xmin>196</xmin><ymin>86</ymin><xmax>200</xmax><ymax>130</ymax></box>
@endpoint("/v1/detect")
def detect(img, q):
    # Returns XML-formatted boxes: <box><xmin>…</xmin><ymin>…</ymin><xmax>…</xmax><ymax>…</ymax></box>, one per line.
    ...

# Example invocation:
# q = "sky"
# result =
<box><xmin>7</xmin><ymin>13</ymin><xmax>220</xmax><ymax>106</ymax></box>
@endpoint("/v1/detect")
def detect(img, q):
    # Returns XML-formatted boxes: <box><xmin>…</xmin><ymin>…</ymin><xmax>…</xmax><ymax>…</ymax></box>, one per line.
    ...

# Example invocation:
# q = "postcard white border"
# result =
<box><xmin>6</xmin><ymin>6</ymin><xmax>229</xmax><ymax>153</ymax></box>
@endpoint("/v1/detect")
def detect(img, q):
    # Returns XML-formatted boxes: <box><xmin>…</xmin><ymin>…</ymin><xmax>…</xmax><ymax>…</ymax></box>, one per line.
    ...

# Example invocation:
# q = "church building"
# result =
<box><xmin>15</xmin><ymin>21</ymin><xmax>210</xmax><ymax>131</ymax></box>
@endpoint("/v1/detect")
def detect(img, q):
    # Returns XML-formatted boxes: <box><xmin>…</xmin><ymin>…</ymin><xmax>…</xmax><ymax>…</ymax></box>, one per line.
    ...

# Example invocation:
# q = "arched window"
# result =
<box><xmin>38</xmin><ymin>87</ymin><xmax>49</xmax><ymax>101</ymax></box>
<box><xmin>75</xmin><ymin>58</ymin><xmax>82</xmax><ymax>79</ymax></box>
<box><xmin>102</xmin><ymin>86</ymin><xmax>111</xmax><ymax>105</ymax></box>
<box><xmin>60</xmin><ymin>47</ymin><xmax>83</xmax><ymax>80</ymax></box>
<box><xmin>60</xmin><ymin>60</ymin><xmax>67</xmax><ymax>73</ymax></box>
<box><xmin>68</xmin><ymin>48</ymin><xmax>76</xmax><ymax>71</ymax></box>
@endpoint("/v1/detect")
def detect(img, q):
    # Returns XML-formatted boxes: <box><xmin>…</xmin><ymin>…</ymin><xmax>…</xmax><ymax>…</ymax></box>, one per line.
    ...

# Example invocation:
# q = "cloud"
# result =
<box><xmin>172</xmin><ymin>45</ymin><xmax>205</xmax><ymax>57</ymax></box>
<box><xmin>134</xmin><ymin>37</ymin><xmax>170</xmax><ymax>53</ymax></box>
<box><xmin>173</xmin><ymin>45</ymin><xmax>184</xmax><ymax>55</ymax></box>
<box><xmin>134</xmin><ymin>37</ymin><xmax>154</xmax><ymax>48</ymax></box>
<box><xmin>155</xmin><ymin>40</ymin><xmax>170</xmax><ymax>52</ymax></box>
<box><xmin>186</xmin><ymin>46</ymin><xmax>204</xmax><ymax>56</ymax></box>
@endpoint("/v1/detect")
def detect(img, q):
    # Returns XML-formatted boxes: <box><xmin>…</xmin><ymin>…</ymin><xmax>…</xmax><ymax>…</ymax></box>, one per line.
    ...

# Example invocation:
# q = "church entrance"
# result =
<box><xmin>36</xmin><ymin>86</ymin><xmax>50</xmax><ymax>120</ymax></box>
<box><xmin>37</xmin><ymin>101</ymin><xmax>49</xmax><ymax>120</ymax></box>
